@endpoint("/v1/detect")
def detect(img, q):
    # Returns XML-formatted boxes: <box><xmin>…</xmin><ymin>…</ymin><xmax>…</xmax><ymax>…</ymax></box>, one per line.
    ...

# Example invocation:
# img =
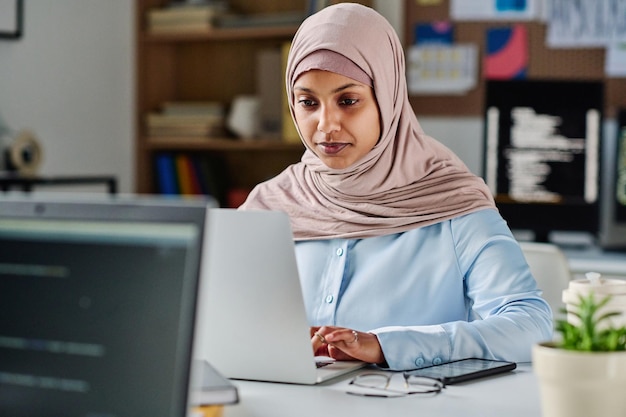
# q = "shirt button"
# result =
<box><xmin>336</xmin><ymin>248</ymin><xmax>344</xmax><ymax>256</ymax></box>
<box><xmin>415</xmin><ymin>357</ymin><xmax>425</xmax><ymax>367</ymax></box>
<box><xmin>325</xmin><ymin>294</ymin><xmax>334</xmax><ymax>303</ymax></box>
<box><xmin>433</xmin><ymin>357</ymin><xmax>442</xmax><ymax>365</ymax></box>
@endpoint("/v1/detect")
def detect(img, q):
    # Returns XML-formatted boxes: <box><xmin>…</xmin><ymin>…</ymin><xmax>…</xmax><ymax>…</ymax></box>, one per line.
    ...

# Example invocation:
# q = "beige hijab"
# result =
<box><xmin>240</xmin><ymin>3</ymin><xmax>496</xmax><ymax>240</ymax></box>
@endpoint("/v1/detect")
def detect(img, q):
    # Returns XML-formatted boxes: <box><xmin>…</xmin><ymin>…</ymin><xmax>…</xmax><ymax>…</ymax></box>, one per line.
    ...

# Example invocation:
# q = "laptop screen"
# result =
<box><xmin>0</xmin><ymin>197</ymin><xmax>209</xmax><ymax>417</ymax></box>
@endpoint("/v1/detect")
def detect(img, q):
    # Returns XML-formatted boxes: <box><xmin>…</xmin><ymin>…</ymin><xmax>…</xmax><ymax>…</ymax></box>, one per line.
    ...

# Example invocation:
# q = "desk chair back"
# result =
<box><xmin>519</xmin><ymin>241</ymin><xmax>573</xmax><ymax>318</ymax></box>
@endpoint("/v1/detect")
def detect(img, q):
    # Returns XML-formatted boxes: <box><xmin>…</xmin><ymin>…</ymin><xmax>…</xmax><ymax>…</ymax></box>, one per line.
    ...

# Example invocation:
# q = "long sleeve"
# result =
<box><xmin>294</xmin><ymin>208</ymin><xmax>553</xmax><ymax>371</ymax></box>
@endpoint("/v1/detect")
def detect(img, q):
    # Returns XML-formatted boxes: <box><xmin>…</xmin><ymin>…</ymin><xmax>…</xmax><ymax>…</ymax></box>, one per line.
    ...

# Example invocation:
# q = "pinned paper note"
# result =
<box><xmin>407</xmin><ymin>43</ymin><xmax>478</xmax><ymax>95</ymax></box>
<box><xmin>450</xmin><ymin>0</ymin><xmax>540</xmax><ymax>20</ymax></box>
<box><xmin>414</xmin><ymin>21</ymin><xmax>453</xmax><ymax>45</ymax></box>
<box><xmin>547</xmin><ymin>0</ymin><xmax>626</xmax><ymax>48</ymax></box>
<box><xmin>606</xmin><ymin>41</ymin><xmax>626</xmax><ymax>77</ymax></box>
<box><xmin>485</xmin><ymin>25</ymin><xmax>528</xmax><ymax>79</ymax></box>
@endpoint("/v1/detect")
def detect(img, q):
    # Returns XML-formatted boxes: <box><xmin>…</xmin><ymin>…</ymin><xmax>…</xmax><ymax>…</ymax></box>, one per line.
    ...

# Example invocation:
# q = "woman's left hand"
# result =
<box><xmin>310</xmin><ymin>325</ymin><xmax>386</xmax><ymax>365</ymax></box>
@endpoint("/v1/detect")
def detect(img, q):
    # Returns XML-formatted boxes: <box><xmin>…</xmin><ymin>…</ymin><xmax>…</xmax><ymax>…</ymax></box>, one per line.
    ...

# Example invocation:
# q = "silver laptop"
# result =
<box><xmin>0</xmin><ymin>194</ymin><xmax>217</xmax><ymax>416</ymax></box>
<box><xmin>193</xmin><ymin>209</ymin><xmax>366</xmax><ymax>385</ymax></box>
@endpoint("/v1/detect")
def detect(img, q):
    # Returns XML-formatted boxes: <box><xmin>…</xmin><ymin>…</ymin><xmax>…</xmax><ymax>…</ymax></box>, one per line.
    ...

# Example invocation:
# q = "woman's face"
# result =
<box><xmin>293</xmin><ymin>70</ymin><xmax>381</xmax><ymax>170</ymax></box>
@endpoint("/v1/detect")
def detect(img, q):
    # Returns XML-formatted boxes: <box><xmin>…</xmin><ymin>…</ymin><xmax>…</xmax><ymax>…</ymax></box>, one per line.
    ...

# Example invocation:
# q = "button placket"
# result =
<box><xmin>318</xmin><ymin>241</ymin><xmax>348</xmax><ymax>322</ymax></box>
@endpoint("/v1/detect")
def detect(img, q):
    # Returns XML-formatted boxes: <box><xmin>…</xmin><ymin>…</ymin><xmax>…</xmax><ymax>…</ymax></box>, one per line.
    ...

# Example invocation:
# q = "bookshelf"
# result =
<box><xmin>134</xmin><ymin>0</ymin><xmax>310</xmax><ymax>206</ymax></box>
<box><xmin>135</xmin><ymin>0</ymin><xmax>374</xmax><ymax>206</ymax></box>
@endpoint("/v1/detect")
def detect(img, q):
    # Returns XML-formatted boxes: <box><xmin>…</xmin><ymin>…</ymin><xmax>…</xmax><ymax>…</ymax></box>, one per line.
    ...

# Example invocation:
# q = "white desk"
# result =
<box><xmin>563</xmin><ymin>247</ymin><xmax>626</xmax><ymax>280</ymax></box>
<box><xmin>222</xmin><ymin>363</ymin><xmax>540</xmax><ymax>417</ymax></box>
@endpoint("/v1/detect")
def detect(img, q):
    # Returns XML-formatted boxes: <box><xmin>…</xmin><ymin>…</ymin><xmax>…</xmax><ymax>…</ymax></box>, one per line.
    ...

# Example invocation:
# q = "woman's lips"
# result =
<box><xmin>317</xmin><ymin>142</ymin><xmax>348</xmax><ymax>155</ymax></box>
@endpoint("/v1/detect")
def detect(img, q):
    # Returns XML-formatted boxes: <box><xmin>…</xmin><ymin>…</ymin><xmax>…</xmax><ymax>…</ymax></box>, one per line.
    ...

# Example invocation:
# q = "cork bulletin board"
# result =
<box><xmin>404</xmin><ymin>0</ymin><xmax>626</xmax><ymax>118</ymax></box>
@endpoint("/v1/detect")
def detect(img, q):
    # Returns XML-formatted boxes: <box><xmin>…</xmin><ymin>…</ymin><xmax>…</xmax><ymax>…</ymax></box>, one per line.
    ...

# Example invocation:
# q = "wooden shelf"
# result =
<box><xmin>135</xmin><ymin>0</ymin><xmax>370</xmax><ymax>205</ymax></box>
<box><xmin>143</xmin><ymin>25</ymin><xmax>301</xmax><ymax>42</ymax></box>
<box><xmin>146</xmin><ymin>136</ymin><xmax>304</xmax><ymax>151</ymax></box>
<box><xmin>134</xmin><ymin>0</ymin><xmax>307</xmax><ymax>204</ymax></box>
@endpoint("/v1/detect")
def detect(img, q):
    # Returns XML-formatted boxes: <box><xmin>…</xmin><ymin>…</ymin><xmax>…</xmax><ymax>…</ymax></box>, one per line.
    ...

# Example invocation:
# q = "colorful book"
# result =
<box><xmin>174</xmin><ymin>154</ymin><xmax>197</xmax><ymax>195</ymax></box>
<box><xmin>185</xmin><ymin>155</ymin><xmax>203</xmax><ymax>195</ymax></box>
<box><xmin>198</xmin><ymin>155</ymin><xmax>229</xmax><ymax>207</ymax></box>
<box><xmin>154</xmin><ymin>153</ymin><xmax>179</xmax><ymax>195</ymax></box>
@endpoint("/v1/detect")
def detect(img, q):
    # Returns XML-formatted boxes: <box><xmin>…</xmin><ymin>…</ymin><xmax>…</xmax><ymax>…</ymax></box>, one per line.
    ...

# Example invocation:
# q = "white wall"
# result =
<box><xmin>0</xmin><ymin>1</ymin><xmax>486</xmax><ymax>195</ymax></box>
<box><xmin>0</xmin><ymin>1</ymin><xmax>134</xmax><ymax>193</ymax></box>
<box><xmin>374</xmin><ymin>0</ymin><xmax>403</xmax><ymax>36</ymax></box>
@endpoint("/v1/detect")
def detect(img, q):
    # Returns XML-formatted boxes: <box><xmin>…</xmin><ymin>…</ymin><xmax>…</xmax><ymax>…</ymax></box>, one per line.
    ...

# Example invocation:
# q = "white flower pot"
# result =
<box><xmin>533</xmin><ymin>343</ymin><xmax>626</xmax><ymax>417</ymax></box>
<box><xmin>562</xmin><ymin>278</ymin><xmax>626</xmax><ymax>329</ymax></box>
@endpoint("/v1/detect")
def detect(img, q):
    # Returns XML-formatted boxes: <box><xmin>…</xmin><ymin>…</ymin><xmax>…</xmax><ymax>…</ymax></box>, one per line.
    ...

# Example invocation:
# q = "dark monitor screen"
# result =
<box><xmin>0</xmin><ymin>197</ymin><xmax>209</xmax><ymax>417</ymax></box>
<box><xmin>598</xmin><ymin>109</ymin><xmax>626</xmax><ymax>249</ymax></box>
<box><xmin>483</xmin><ymin>80</ymin><xmax>603</xmax><ymax>242</ymax></box>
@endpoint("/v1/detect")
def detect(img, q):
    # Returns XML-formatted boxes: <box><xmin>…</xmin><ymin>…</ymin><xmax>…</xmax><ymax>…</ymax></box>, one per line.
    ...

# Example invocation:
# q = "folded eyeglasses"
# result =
<box><xmin>346</xmin><ymin>372</ymin><xmax>445</xmax><ymax>398</ymax></box>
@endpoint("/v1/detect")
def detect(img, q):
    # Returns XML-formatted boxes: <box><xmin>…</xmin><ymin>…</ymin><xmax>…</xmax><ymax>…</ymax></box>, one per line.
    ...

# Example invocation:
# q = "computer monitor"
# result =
<box><xmin>0</xmin><ymin>195</ymin><xmax>213</xmax><ymax>417</ymax></box>
<box><xmin>483</xmin><ymin>80</ymin><xmax>603</xmax><ymax>243</ymax></box>
<box><xmin>598</xmin><ymin>109</ymin><xmax>626</xmax><ymax>250</ymax></box>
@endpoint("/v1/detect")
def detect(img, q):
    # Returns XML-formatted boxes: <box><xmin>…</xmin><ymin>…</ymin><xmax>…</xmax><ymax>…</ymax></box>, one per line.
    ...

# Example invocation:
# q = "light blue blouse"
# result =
<box><xmin>294</xmin><ymin>208</ymin><xmax>553</xmax><ymax>371</ymax></box>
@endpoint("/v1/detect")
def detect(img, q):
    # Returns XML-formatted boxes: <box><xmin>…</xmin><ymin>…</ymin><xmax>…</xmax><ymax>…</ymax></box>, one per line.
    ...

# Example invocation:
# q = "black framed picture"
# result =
<box><xmin>0</xmin><ymin>0</ymin><xmax>23</xmax><ymax>39</ymax></box>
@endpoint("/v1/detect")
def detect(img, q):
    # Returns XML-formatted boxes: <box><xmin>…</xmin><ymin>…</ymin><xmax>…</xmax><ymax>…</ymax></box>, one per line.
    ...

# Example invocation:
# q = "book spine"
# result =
<box><xmin>175</xmin><ymin>154</ymin><xmax>194</xmax><ymax>195</ymax></box>
<box><xmin>200</xmin><ymin>155</ymin><xmax>229</xmax><ymax>207</ymax></box>
<box><xmin>155</xmin><ymin>153</ymin><xmax>179</xmax><ymax>195</ymax></box>
<box><xmin>184</xmin><ymin>155</ymin><xmax>203</xmax><ymax>195</ymax></box>
<box><xmin>191</xmin><ymin>155</ymin><xmax>211</xmax><ymax>196</ymax></box>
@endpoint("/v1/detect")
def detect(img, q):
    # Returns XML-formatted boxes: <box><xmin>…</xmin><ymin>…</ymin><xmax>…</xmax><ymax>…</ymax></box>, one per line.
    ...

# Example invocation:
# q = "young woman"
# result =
<box><xmin>240</xmin><ymin>3</ymin><xmax>552</xmax><ymax>370</ymax></box>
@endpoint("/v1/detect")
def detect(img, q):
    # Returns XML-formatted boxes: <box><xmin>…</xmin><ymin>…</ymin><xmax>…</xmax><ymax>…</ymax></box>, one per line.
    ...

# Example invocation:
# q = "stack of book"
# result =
<box><xmin>146</xmin><ymin>101</ymin><xmax>226</xmax><ymax>138</ymax></box>
<box><xmin>215</xmin><ymin>11</ymin><xmax>305</xmax><ymax>29</ymax></box>
<box><xmin>154</xmin><ymin>152</ymin><xmax>228</xmax><ymax>205</ymax></box>
<box><xmin>147</xmin><ymin>2</ymin><xmax>228</xmax><ymax>34</ymax></box>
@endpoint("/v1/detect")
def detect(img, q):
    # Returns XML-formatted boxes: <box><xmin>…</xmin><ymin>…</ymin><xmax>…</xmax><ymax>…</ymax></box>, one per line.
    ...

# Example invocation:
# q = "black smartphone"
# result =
<box><xmin>404</xmin><ymin>358</ymin><xmax>517</xmax><ymax>385</ymax></box>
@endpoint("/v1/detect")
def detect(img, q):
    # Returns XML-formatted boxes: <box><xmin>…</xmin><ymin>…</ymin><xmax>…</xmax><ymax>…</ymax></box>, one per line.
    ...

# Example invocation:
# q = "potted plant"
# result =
<box><xmin>533</xmin><ymin>291</ymin><xmax>626</xmax><ymax>417</ymax></box>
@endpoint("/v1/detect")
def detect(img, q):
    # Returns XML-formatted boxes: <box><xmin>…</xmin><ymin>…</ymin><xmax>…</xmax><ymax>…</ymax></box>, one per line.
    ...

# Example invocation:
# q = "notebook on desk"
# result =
<box><xmin>193</xmin><ymin>209</ymin><xmax>366</xmax><ymax>385</ymax></box>
<box><xmin>0</xmin><ymin>195</ymin><xmax>235</xmax><ymax>416</ymax></box>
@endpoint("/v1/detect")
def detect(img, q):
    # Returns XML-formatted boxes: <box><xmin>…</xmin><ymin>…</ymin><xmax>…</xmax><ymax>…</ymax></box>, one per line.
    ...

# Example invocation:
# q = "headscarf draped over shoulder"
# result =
<box><xmin>239</xmin><ymin>3</ymin><xmax>496</xmax><ymax>240</ymax></box>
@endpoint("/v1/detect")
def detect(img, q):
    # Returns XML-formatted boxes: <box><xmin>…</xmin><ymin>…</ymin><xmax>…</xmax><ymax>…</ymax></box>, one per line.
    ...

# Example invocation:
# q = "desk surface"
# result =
<box><xmin>563</xmin><ymin>246</ymin><xmax>626</xmax><ymax>277</ymax></box>
<box><xmin>222</xmin><ymin>363</ymin><xmax>539</xmax><ymax>417</ymax></box>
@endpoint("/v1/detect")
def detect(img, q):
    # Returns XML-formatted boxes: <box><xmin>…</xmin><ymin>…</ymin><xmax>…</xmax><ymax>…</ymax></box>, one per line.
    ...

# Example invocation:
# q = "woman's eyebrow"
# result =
<box><xmin>332</xmin><ymin>83</ymin><xmax>364</xmax><ymax>93</ymax></box>
<box><xmin>293</xmin><ymin>83</ymin><xmax>366</xmax><ymax>94</ymax></box>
